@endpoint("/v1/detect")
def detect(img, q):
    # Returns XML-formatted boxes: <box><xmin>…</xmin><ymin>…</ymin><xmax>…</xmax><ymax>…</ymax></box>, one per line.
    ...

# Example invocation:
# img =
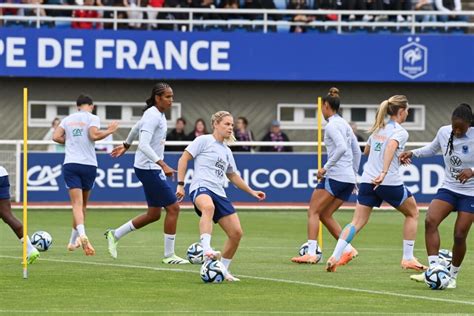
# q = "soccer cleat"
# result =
<box><xmin>78</xmin><ymin>235</ymin><xmax>96</xmax><ymax>256</ymax></box>
<box><xmin>291</xmin><ymin>254</ymin><xmax>319</xmax><ymax>264</ymax></box>
<box><xmin>162</xmin><ymin>254</ymin><xmax>189</xmax><ymax>264</ymax></box>
<box><xmin>409</xmin><ymin>272</ymin><xmax>425</xmax><ymax>282</ymax></box>
<box><xmin>401</xmin><ymin>258</ymin><xmax>428</xmax><ymax>272</ymax></box>
<box><xmin>225</xmin><ymin>272</ymin><xmax>241</xmax><ymax>282</ymax></box>
<box><xmin>67</xmin><ymin>239</ymin><xmax>81</xmax><ymax>251</ymax></box>
<box><xmin>27</xmin><ymin>249</ymin><xmax>40</xmax><ymax>265</ymax></box>
<box><xmin>204</xmin><ymin>250</ymin><xmax>222</xmax><ymax>262</ymax></box>
<box><xmin>326</xmin><ymin>256</ymin><xmax>338</xmax><ymax>272</ymax></box>
<box><xmin>338</xmin><ymin>248</ymin><xmax>358</xmax><ymax>266</ymax></box>
<box><xmin>446</xmin><ymin>278</ymin><xmax>457</xmax><ymax>289</ymax></box>
<box><xmin>104</xmin><ymin>229</ymin><xmax>118</xmax><ymax>259</ymax></box>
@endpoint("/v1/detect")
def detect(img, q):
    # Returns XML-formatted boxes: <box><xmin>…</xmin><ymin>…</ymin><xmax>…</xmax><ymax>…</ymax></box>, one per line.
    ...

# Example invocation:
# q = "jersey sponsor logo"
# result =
<box><xmin>449</xmin><ymin>155</ymin><xmax>462</xmax><ymax>167</ymax></box>
<box><xmin>374</xmin><ymin>142</ymin><xmax>382</xmax><ymax>152</ymax></box>
<box><xmin>72</xmin><ymin>128</ymin><xmax>83</xmax><ymax>137</ymax></box>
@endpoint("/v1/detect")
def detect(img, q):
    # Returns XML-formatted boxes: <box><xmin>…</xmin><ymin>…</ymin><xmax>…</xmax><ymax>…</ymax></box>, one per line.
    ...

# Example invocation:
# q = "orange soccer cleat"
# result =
<box><xmin>78</xmin><ymin>235</ymin><xmax>96</xmax><ymax>256</ymax></box>
<box><xmin>338</xmin><ymin>248</ymin><xmax>358</xmax><ymax>266</ymax></box>
<box><xmin>401</xmin><ymin>258</ymin><xmax>428</xmax><ymax>272</ymax></box>
<box><xmin>291</xmin><ymin>254</ymin><xmax>319</xmax><ymax>264</ymax></box>
<box><xmin>326</xmin><ymin>256</ymin><xmax>338</xmax><ymax>272</ymax></box>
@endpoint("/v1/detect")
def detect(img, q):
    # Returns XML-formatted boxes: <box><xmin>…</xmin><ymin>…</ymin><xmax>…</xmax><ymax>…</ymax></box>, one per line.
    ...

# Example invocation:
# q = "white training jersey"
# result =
<box><xmin>361</xmin><ymin>120</ymin><xmax>409</xmax><ymax>186</ymax></box>
<box><xmin>323</xmin><ymin>114</ymin><xmax>361</xmax><ymax>183</ymax></box>
<box><xmin>412</xmin><ymin>125</ymin><xmax>474</xmax><ymax>195</ymax></box>
<box><xmin>134</xmin><ymin>106</ymin><xmax>167</xmax><ymax>170</ymax></box>
<box><xmin>60</xmin><ymin>111</ymin><xmax>100</xmax><ymax>167</ymax></box>
<box><xmin>0</xmin><ymin>166</ymin><xmax>8</xmax><ymax>177</ymax></box>
<box><xmin>185</xmin><ymin>135</ymin><xmax>237</xmax><ymax>198</ymax></box>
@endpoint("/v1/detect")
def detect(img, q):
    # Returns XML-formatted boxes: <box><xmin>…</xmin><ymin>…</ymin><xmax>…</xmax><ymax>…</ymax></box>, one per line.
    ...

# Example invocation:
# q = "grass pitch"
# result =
<box><xmin>1</xmin><ymin>209</ymin><xmax>473</xmax><ymax>315</ymax></box>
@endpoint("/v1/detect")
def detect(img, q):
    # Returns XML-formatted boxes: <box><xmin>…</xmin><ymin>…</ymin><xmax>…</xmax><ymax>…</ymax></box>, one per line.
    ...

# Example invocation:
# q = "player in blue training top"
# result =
<box><xmin>176</xmin><ymin>111</ymin><xmax>266</xmax><ymax>281</ymax></box>
<box><xmin>401</xmin><ymin>103</ymin><xmax>474</xmax><ymax>289</ymax></box>
<box><xmin>106</xmin><ymin>82</ymin><xmax>188</xmax><ymax>265</ymax></box>
<box><xmin>53</xmin><ymin>94</ymin><xmax>118</xmax><ymax>256</ymax></box>
<box><xmin>0</xmin><ymin>166</ymin><xmax>40</xmax><ymax>264</ymax></box>
<box><xmin>291</xmin><ymin>87</ymin><xmax>361</xmax><ymax>265</ymax></box>
<box><xmin>326</xmin><ymin>95</ymin><xmax>427</xmax><ymax>272</ymax></box>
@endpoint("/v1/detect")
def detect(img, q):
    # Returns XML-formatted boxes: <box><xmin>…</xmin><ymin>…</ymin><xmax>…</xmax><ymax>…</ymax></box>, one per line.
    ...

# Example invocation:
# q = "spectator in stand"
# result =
<box><xmin>412</xmin><ymin>0</ymin><xmax>436</xmax><ymax>22</ymax></box>
<box><xmin>24</xmin><ymin>0</ymin><xmax>48</xmax><ymax>26</ymax></box>
<box><xmin>187</xmin><ymin>0</ymin><xmax>216</xmax><ymax>20</ymax></box>
<box><xmin>435</xmin><ymin>0</ymin><xmax>467</xmax><ymax>22</ymax></box>
<box><xmin>219</xmin><ymin>0</ymin><xmax>239</xmax><ymax>20</ymax></box>
<box><xmin>346</xmin><ymin>0</ymin><xmax>374</xmax><ymax>22</ymax></box>
<box><xmin>146</xmin><ymin>0</ymin><xmax>165</xmax><ymax>29</ymax></box>
<box><xmin>242</xmin><ymin>0</ymin><xmax>277</xmax><ymax>23</ymax></box>
<box><xmin>99</xmin><ymin>0</ymin><xmax>127</xmax><ymax>29</ymax></box>
<box><xmin>43</xmin><ymin>118</ymin><xmax>65</xmax><ymax>152</ymax></box>
<box><xmin>123</xmin><ymin>0</ymin><xmax>143</xmax><ymax>29</ymax></box>
<box><xmin>166</xmin><ymin>117</ymin><xmax>188</xmax><ymax>152</ymax></box>
<box><xmin>372</xmin><ymin>0</ymin><xmax>410</xmax><ymax>22</ymax></box>
<box><xmin>288</xmin><ymin>0</ymin><xmax>310</xmax><ymax>33</ymax></box>
<box><xmin>0</xmin><ymin>0</ymin><xmax>23</xmax><ymax>26</ymax></box>
<box><xmin>187</xmin><ymin>118</ymin><xmax>208</xmax><ymax>141</ymax></box>
<box><xmin>232</xmin><ymin>117</ymin><xmax>254</xmax><ymax>152</ymax></box>
<box><xmin>44</xmin><ymin>0</ymin><xmax>73</xmax><ymax>19</ymax></box>
<box><xmin>260</xmin><ymin>120</ymin><xmax>293</xmax><ymax>152</ymax></box>
<box><xmin>72</xmin><ymin>0</ymin><xmax>102</xmax><ymax>29</ymax></box>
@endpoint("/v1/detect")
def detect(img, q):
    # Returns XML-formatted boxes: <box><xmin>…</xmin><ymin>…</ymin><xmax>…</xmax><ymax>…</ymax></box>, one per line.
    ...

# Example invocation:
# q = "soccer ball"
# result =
<box><xmin>299</xmin><ymin>242</ymin><xmax>323</xmax><ymax>262</ymax></box>
<box><xmin>187</xmin><ymin>242</ymin><xmax>204</xmax><ymax>264</ymax></box>
<box><xmin>31</xmin><ymin>231</ymin><xmax>53</xmax><ymax>252</ymax></box>
<box><xmin>438</xmin><ymin>249</ymin><xmax>453</xmax><ymax>270</ymax></box>
<box><xmin>200</xmin><ymin>260</ymin><xmax>226</xmax><ymax>283</ymax></box>
<box><xmin>424</xmin><ymin>265</ymin><xmax>450</xmax><ymax>290</ymax></box>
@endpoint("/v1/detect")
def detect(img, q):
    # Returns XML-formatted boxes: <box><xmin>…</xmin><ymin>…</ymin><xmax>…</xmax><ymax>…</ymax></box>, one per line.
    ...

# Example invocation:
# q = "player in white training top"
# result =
<box><xmin>106</xmin><ymin>83</ymin><xmax>188</xmax><ymax>264</ymax></box>
<box><xmin>176</xmin><ymin>111</ymin><xmax>266</xmax><ymax>281</ymax></box>
<box><xmin>0</xmin><ymin>166</ymin><xmax>40</xmax><ymax>264</ymax></box>
<box><xmin>401</xmin><ymin>103</ymin><xmax>474</xmax><ymax>289</ymax></box>
<box><xmin>53</xmin><ymin>95</ymin><xmax>118</xmax><ymax>256</ymax></box>
<box><xmin>326</xmin><ymin>95</ymin><xmax>427</xmax><ymax>272</ymax></box>
<box><xmin>291</xmin><ymin>88</ymin><xmax>361</xmax><ymax>265</ymax></box>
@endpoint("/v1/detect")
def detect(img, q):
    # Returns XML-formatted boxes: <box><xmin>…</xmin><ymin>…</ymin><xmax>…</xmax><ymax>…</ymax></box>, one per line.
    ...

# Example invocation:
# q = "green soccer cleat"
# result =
<box><xmin>162</xmin><ymin>254</ymin><xmax>189</xmax><ymax>264</ymax></box>
<box><xmin>27</xmin><ymin>249</ymin><xmax>40</xmax><ymax>265</ymax></box>
<box><xmin>410</xmin><ymin>272</ymin><xmax>425</xmax><ymax>282</ymax></box>
<box><xmin>447</xmin><ymin>278</ymin><xmax>457</xmax><ymax>289</ymax></box>
<box><xmin>104</xmin><ymin>229</ymin><xmax>118</xmax><ymax>259</ymax></box>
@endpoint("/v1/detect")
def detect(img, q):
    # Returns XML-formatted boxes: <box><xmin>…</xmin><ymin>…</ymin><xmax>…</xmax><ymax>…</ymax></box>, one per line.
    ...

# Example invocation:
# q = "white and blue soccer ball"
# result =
<box><xmin>200</xmin><ymin>260</ymin><xmax>226</xmax><ymax>283</ymax></box>
<box><xmin>438</xmin><ymin>249</ymin><xmax>453</xmax><ymax>271</ymax></box>
<box><xmin>424</xmin><ymin>265</ymin><xmax>450</xmax><ymax>290</ymax></box>
<box><xmin>187</xmin><ymin>242</ymin><xmax>204</xmax><ymax>264</ymax></box>
<box><xmin>31</xmin><ymin>231</ymin><xmax>53</xmax><ymax>252</ymax></box>
<box><xmin>299</xmin><ymin>242</ymin><xmax>323</xmax><ymax>262</ymax></box>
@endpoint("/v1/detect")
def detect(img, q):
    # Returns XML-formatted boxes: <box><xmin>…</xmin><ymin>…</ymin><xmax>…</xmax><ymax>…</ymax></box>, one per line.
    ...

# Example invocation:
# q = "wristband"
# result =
<box><xmin>177</xmin><ymin>181</ymin><xmax>185</xmax><ymax>186</ymax></box>
<box><xmin>123</xmin><ymin>142</ymin><xmax>131</xmax><ymax>149</ymax></box>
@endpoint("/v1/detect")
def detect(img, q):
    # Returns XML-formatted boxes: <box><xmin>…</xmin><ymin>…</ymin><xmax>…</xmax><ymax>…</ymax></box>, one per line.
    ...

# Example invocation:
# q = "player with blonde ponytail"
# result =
<box><xmin>326</xmin><ymin>95</ymin><xmax>427</xmax><ymax>273</ymax></box>
<box><xmin>176</xmin><ymin>111</ymin><xmax>266</xmax><ymax>281</ymax></box>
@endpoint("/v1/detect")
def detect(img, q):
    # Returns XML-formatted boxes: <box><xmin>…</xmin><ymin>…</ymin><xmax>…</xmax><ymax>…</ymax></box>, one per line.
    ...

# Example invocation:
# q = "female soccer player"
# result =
<box><xmin>401</xmin><ymin>103</ymin><xmax>474</xmax><ymax>289</ymax></box>
<box><xmin>106</xmin><ymin>82</ymin><xmax>188</xmax><ymax>264</ymax></box>
<box><xmin>326</xmin><ymin>95</ymin><xmax>427</xmax><ymax>272</ymax></box>
<box><xmin>176</xmin><ymin>111</ymin><xmax>266</xmax><ymax>281</ymax></box>
<box><xmin>291</xmin><ymin>88</ymin><xmax>361</xmax><ymax>265</ymax></box>
<box><xmin>53</xmin><ymin>94</ymin><xmax>118</xmax><ymax>256</ymax></box>
<box><xmin>0</xmin><ymin>166</ymin><xmax>39</xmax><ymax>264</ymax></box>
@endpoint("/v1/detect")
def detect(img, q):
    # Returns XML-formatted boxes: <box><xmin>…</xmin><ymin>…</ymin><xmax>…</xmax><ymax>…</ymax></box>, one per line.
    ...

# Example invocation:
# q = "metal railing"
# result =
<box><xmin>1</xmin><ymin>4</ymin><xmax>473</xmax><ymax>34</ymax></box>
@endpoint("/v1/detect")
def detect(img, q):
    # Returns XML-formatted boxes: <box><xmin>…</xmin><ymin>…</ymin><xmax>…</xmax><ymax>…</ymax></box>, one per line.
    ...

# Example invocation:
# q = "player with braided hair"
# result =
<box><xmin>401</xmin><ymin>103</ymin><xmax>474</xmax><ymax>289</ymax></box>
<box><xmin>105</xmin><ymin>82</ymin><xmax>189</xmax><ymax>264</ymax></box>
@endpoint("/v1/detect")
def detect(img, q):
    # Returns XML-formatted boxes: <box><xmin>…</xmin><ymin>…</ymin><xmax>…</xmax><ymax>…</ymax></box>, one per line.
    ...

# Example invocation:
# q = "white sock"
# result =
<box><xmin>221</xmin><ymin>257</ymin><xmax>232</xmax><ymax>270</ymax></box>
<box><xmin>332</xmin><ymin>239</ymin><xmax>348</xmax><ymax>261</ymax></box>
<box><xmin>343</xmin><ymin>243</ymin><xmax>354</xmax><ymax>254</ymax></box>
<box><xmin>76</xmin><ymin>224</ymin><xmax>86</xmax><ymax>236</ymax></box>
<box><xmin>200</xmin><ymin>233</ymin><xmax>212</xmax><ymax>253</ymax></box>
<box><xmin>428</xmin><ymin>255</ymin><xmax>439</xmax><ymax>269</ymax></box>
<box><xmin>450</xmin><ymin>265</ymin><xmax>460</xmax><ymax>279</ymax></box>
<box><xmin>114</xmin><ymin>220</ymin><xmax>135</xmax><ymax>240</ymax></box>
<box><xmin>164</xmin><ymin>234</ymin><xmax>175</xmax><ymax>258</ymax></box>
<box><xmin>20</xmin><ymin>236</ymin><xmax>37</xmax><ymax>254</ymax></box>
<box><xmin>307</xmin><ymin>240</ymin><xmax>317</xmax><ymax>256</ymax></box>
<box><xmin>402</xmin><ymin>240</ymin><xmax>415</xmax><ymax>260</ymax></box>
<box><xmin>69</xmin><ymin>229</ymin><xmax>78</xmax><ymax>245</ymax></box>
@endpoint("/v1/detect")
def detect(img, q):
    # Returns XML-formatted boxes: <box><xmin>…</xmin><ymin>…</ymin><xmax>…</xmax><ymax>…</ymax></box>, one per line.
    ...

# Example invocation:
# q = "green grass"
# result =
<box><xmin>1</xmin><ymin>209</ymin><xmax>473</xmax><ymax>315</ymax></box>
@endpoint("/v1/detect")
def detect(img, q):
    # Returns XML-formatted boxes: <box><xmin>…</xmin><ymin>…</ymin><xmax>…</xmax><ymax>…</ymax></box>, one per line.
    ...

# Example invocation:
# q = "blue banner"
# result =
<box><xmin>1</xmin><ymin>29</ymin><xmax>473</xmax><ymax>82</ymax></box>
<box><xmin>24</xmin><ymin>152</ymin><xmax>445</xmax><ymax>203</ymax></box>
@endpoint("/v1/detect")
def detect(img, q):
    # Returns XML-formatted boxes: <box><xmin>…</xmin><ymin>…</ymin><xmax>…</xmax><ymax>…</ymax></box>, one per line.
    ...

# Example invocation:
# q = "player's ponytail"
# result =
<box><xmin>322</xmin><ymin>87</ymin><xmax>341</xmax><ymax>112</ymax></box>
<box><xmin>368</xmin><ymin>95</ymin><xmax>408</xmax><ymax>134</ymax></box>
<box><xmin>446</xmin><ymin>103</ymin><xmax>474</xmax><ymax>155</ymax></box>
<box><xmin>143</xmin><ymin>82</ymin><xmax>171</xmax><ymax>112</ymax></box>
<box><xmin>211</xmin><ymin>111</ymin><xmax>236</xmax><ymax>144</ymax></box>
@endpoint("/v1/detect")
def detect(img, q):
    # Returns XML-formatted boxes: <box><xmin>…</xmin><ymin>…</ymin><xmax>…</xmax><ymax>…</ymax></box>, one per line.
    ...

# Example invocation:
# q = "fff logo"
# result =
<box><xmin>399</xmin><ymin>37</ymin><xmax>428</xmax><ymax>80</ymax></box>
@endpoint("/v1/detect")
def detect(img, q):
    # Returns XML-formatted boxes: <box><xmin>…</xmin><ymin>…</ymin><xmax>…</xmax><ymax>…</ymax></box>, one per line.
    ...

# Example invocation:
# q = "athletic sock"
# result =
<box><xmin>450</xmin><ymin>265</ymin><xmax>460</xmax><ymax>279</ymax></box>
<box><xmin>20</xmin><ymin>236</ymin><xmax>37</xmax><ymax>255</ymax></box>
<box><xmin>200</xmin><ymin>233</ymin><xmax>212</xmax><ymax>253</ymax></box>
<box><xmin>164</xmin><ymin>234</ymin><xmax>176</xmax><ymax>258</ymax></box>
<box><xmin>221</xmin><ymin>257</ymin><xmax>232</xmax><ymax>270</ymax></box>
<box><xmin>307</xmin><ymin>240</ymin><xmax>317</xmax><ymax>256</ymax></box>
<box><xmin>114</xmin><ymin>220</ymin><xmax>136</xmax><ymax>240</ymax></box>
<box><xmin>76</xmin><ymin>224</ymin><xmax>86</xmax><ymax>237</ymax></box>
<box><xmin>402</xmin><ymin>240</ymin><xmax>415</xmax><ymax>260</ymax></box>
<box><xmin>69</xmin><ymin>229</ymin><xmax>78</xmax><ymax>245</ymax></box>
<box><xmin>428</xmin><ymin>255</ymin><xmax>439</xmax><ymax>269</ymax></box>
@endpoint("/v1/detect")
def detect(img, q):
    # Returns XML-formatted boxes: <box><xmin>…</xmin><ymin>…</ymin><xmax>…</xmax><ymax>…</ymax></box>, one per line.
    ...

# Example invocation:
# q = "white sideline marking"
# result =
<box><xmin>1</xmin><ymin>255</ymin><xmax>473</xmax><ymax>308</ymax></box>
<box><xmin>0</xmin><ymin>312</ymin><xmax>469</xmax><ymax>315</ymax></box>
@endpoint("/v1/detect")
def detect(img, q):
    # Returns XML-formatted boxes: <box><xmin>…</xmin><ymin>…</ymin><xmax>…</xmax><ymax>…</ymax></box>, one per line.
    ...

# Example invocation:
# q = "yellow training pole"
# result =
<box><xmin>22</xmin><ymin>88</ymin><xmax>28</xmax><ymax>279</ymax></box>
<box><xmin>317</xmin><ymin>97</ymin><xmax>323</xmax><ymax>250</ymax></box>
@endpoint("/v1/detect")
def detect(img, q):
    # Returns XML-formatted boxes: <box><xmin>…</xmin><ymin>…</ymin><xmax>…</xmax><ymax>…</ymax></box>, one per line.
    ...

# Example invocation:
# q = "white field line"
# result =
<box><xmin>0</xmin><ymin>255</ymin><xmax>473</xmax><ymax>307</ymax></box>
<box><xmin>0</xmin><ymin>312</ymin><xmax>470</xmax><ymax>315</ymax></box>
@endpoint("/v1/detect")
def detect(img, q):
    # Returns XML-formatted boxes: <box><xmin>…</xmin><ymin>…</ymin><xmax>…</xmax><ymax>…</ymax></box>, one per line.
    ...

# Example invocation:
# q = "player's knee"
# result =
<box><xmin>453</xmin><ymin>231</ymin><xmax>467</xmax><ymax>245</ymax></box>
<box><xmin>230</xmin><ymin>228</ymin><xmax>243</xmax><ymax>241</ymax></box>
<box><xmin>425</xmin><ymin>216</ymin><xmax>437</xmax><ymax>231</ymax></box>
<box><xmin>147</xmin><ymin>211</ymin><xmax>161</xmax><ymax>222</ymax></box>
